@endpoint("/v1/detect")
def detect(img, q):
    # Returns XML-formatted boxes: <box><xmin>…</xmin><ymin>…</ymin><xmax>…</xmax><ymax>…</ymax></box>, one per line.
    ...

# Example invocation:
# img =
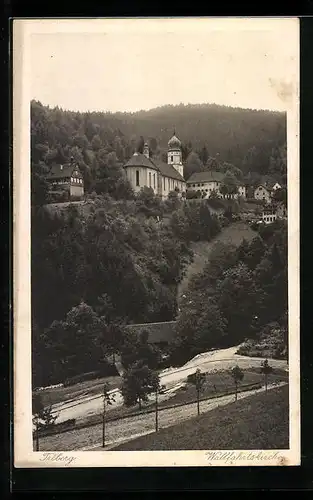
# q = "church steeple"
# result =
<box><xmin>167</xmin><ymin>130</ymin><xmax>184</xmax><ymax>178</ymax></box>
<box><xmin>143</xmin><ymin>141</ymin><xmax>150</xmax><ymax>158</ymax></box>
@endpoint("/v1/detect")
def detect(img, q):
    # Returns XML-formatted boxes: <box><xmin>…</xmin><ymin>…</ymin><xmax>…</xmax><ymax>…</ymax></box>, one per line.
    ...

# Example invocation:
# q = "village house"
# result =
<box><xmin>46</xmin><ymin>158</ymin><xmax>84</xmax><ymax>201</ymax></box>
<box><xmin>261</xmin><ymin>202</ymin><xmax>287</xmax><ymax>223</ymax></box>
<box><xmin>124</xmin><ymin>133</ymin><xmax>186</xmax><ymax>199</ymax></box>
<box><xmin>253</xmin><ymin>177</ymin><xmax>283</xmax><ymax>202</ymax></box>
<box><xmin>186</xmin><ymin>171</ymin><xmax>246</xmax><ymax>199</ymax></box>
<box><xmin>124</xmin><ymin>321</ymin><xmax>177</xmax><ymax>351</ymax></box>
<box><xmin>254</xmin><ymin>184</ymin><xmax>272</xmax><ymax>204</ymax></box>
<box><xmin>271</xmin><ymin>182</ymin><xmax>282</xmax><ymax>192</ymax></box>
<box><xmin>262</xmin><ymin>205</ymin><xmax>277</xmax><ymax>224</ymax></box>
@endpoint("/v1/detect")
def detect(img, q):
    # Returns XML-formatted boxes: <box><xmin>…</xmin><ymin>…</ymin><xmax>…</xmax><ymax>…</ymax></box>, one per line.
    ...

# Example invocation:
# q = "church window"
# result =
<box><xmin>164</xmin><ymin>177</ymin><xmax>166</xmax><ymax>190</ymax></box>
<box><xmin>171</xmin><ymin>155</ymin><xmax>173</xmax><ymax>162</ymax></box>
<box><xmin>149</xmin><ymin>172</ymin><xmax>151</xmax><ymax>187</ymax></box>
<box><xmin>153</xmin><ymin>174</ymin><xmax>156</xmax><ymax>189</ymax></box>
<box><xmin>136</xmin><ymin>170</ymin><xmax>140</xmax><ymax>186</ymax></box>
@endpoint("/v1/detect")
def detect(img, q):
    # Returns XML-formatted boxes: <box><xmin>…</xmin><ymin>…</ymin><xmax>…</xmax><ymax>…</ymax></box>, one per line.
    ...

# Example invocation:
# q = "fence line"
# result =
<box><xmin>35</xmin><ymin>381</ymin><xmax>267</xmax><ymax>440</ymax></box>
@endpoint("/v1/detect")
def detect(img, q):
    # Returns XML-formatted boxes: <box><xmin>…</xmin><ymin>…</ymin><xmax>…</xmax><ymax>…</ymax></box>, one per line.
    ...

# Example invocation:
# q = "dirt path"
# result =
<box><xmin>49</xmin><ymin>346</ymin><xmax>287</xmax><ymax>424</ymax></box>
<box><xmin>38</xmin><ymin>382</ymin><xmax>287</xmax><ymax>452</ymax></box>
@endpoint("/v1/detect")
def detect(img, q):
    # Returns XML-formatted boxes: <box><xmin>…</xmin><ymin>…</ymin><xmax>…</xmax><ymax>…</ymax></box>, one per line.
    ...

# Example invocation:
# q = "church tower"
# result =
<box><xmin>167</xmin><ymin>130</ymin><xmax>183</xmax><ymax>178</ymax></box>
<box><xmin>143</xmin><ymin>141</ymin><xmax>150</xmax><ymax>158</ymax></box>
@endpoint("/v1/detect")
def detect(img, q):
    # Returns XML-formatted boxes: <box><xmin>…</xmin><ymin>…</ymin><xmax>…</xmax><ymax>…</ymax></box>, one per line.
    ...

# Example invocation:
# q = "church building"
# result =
<box><xmin>124</xmin><ymin>132</ymin><xmax>186</xmax><ymax>199</ymax></box>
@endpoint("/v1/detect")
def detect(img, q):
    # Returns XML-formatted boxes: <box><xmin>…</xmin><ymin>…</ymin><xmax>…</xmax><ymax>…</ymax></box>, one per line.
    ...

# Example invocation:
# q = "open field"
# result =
<box><xmin>114</xmin><ymin>384</ymin><xmax>289</xmax><ymax>451</ymax></box>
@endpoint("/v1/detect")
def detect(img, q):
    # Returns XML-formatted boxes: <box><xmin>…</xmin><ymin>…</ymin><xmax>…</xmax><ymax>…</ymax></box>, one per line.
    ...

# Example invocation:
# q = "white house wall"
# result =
<box><xmin>70</xmin><ymin>184</ymin><xmax>84</xmax><ymax>197</ymax></box>
<box><xmin>254</xmin><ymin>186</ymin><xmax>271</xmax><ymax>203</ymax></box>
<box><xmin>187</xmin><ymin>181</ymin><xmax>246</xmax><ymax>200</ymax></box>
<box><xmin>187</xmin><ymin>180</ymin><xmax>222</xmax><ymax>194</ymax></box>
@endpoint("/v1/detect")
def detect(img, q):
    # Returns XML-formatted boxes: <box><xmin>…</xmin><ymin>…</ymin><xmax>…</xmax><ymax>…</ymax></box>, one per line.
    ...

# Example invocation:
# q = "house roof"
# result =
<box><xmin>254</xmin><ymin>184</ymin><xmax>271</xmax><ymax>192</ymax></box>
<box><xmin>124</xmin><ymin>153</ymin><xmax>159</xmax><ymax>171</ymax></box>
<box><xmin>46</xmin><ymin>163</ymin><xmax>82</xmax><ymax>180</ymax></box>
<box><xmin>260</xmin><ymin>176</ymin><xmax>280</xmax><ymax>190</ymax></box>
<box><xmin>151</xmin><ymin>159</ymin><xmax>185</xmax><ymax>182</ymax></box>
<box><xmin>262</xmin><ymin>204</ymin><xmax>277</xmax><ymax>213</ymax></box>
<box><xmin>187</xmin><ymin>170</ymin><xmax>225</xmax><ymax>184</ymax></box>
<box><xmin>125</xmin><ymin>321</ymin><xmax>177</xmax><ymax>344</ymax></box>
<box><xmin>188</xmin><ymin>170</ymin><xmax>247</xmax><ymax>186</ymax></box>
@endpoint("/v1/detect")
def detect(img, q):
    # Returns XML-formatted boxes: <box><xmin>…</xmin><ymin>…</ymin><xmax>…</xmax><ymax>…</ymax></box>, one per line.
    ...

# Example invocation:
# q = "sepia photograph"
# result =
<box><xmin>13</xmin><ymin>17</ymin><xmax>300</xmax><ymax>467</ymax></box>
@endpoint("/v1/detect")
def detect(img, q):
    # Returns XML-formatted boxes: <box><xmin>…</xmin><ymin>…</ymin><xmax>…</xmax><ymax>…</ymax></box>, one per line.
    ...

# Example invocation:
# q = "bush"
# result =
<box><xmin>37</xmin><ymin>418</ymin><xmax>76</xmax><ymax>436</ymax></box>
<box><xmin>236</xmin><ymin>322</ymin><xmax>287</xmax><ymax>360</ymax></box>
<box><xmin>186</xmin><ymin>371</ymin><xmax>207</xmax><ymax>385</ymax></box>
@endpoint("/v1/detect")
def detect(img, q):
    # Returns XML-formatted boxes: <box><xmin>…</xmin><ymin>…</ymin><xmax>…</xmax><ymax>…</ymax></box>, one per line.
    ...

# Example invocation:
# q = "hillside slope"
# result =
<box><xmin>114</xmin><ymin>384</ymin><xmax>289</xmax><ymax>451</ymax></box>
<box><xmin>177</xmin><ymin>222</ymin><xmax>257</xmax><ymax>303</ymax></box>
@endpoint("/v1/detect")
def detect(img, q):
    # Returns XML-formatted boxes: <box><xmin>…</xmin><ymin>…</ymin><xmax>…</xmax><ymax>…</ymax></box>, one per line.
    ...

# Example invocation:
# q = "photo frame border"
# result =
<box><xmin>5</xmin><ymin>14</ymin><xmax>311</xmax><ymax>493</ymax></box>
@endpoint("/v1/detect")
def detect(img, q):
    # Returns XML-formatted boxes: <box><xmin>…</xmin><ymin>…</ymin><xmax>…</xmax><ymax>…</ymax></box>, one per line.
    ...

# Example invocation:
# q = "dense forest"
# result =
<box><xmin>31</xmin><ymin>100</ymin><xmax>287</xmax><ymax>205</ymax></box>
<box><xmin>172</xmin><ymin>220</ymin><xmax>288</xmax><ymax>365</ymax></box>
<box><xmin>32</xmin><ymin>192</ymin><xmax>223</xmax><ymax>387</ymax></box>
<box><xmin>31</xmin><ymin>100</ymin><xmax>288</xmax><ymax>388</ymax></box>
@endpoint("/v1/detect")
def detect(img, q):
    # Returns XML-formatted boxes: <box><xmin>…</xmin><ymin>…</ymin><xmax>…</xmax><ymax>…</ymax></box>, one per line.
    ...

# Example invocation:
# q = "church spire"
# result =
<box><xmin>143</xmin><ymin>141</ymin><xmax>150</xmax><ymax>159</ymax></box>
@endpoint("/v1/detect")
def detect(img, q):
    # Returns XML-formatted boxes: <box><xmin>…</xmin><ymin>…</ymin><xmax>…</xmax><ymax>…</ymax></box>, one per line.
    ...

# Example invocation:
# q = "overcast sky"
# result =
<box><xmin>28</xmin><ymin>18</ymin><xmax>299</xmax><ymax>113</ymax></box>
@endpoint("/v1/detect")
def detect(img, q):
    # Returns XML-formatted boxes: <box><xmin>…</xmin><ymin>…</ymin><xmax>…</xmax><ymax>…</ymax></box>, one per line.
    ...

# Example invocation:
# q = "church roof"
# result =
<box><xmin>168</xmin><ymin>134</ymin><xmax>182</xmax><ymax>150</ymax></box>
<box><xmin>124</xmin><ymin>153</ymin><xmax>185</xmax><ymax>181</ymax></box>
<box><xmin>151</xmin><ymin>159</ymin><xmax>185</xmax><ymax>182</ymax></box>
<box><xmin>124</xmin><ymin>153</ymin><xmax>159</xmax><ymax>171</ymax></box>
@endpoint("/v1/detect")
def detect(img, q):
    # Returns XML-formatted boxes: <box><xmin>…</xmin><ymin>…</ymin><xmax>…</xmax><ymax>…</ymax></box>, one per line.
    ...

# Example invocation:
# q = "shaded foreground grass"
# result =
<box><xmin>113</xmin><ymin>385</ymin><xmax>289</xmax><ymax>450</ymax></box>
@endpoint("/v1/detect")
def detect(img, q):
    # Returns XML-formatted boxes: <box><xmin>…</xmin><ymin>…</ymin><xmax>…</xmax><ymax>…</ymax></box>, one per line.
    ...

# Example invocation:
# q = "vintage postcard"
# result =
<box><xmin>13</xmin><ymin>17</ymin><xmax>300</xmax><ymax>468</ymax></box>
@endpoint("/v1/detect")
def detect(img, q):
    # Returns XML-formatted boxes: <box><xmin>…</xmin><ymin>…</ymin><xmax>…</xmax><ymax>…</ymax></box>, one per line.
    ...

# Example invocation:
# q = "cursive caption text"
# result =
<box><xmin>39</xmin><ymin>452</ymin><xmax>77</xmax><ymax>466</ymax></box>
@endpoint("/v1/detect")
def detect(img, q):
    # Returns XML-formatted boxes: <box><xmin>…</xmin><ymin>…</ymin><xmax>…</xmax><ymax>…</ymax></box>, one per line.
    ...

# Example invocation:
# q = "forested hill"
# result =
<box><xmin>31</xmin><ymin>100</ymin><xmax>287</xmax><ymax>195</ymax></box>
